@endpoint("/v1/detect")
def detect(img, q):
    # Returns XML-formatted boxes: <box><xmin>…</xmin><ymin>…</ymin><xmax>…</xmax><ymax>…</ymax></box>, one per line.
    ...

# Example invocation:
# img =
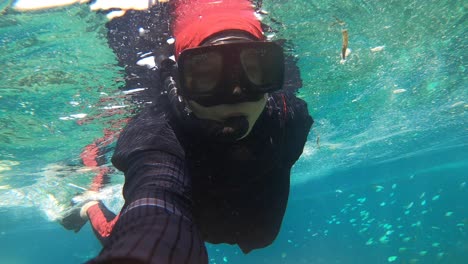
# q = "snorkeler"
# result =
<box><xmin>61</xmin><ymin>0</ymin><xmax>312</xmax><ymax>263</ymax></box>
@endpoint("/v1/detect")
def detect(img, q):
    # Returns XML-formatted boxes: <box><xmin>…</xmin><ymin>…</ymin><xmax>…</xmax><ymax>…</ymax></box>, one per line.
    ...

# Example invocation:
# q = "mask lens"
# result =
<box><xmin>183</xmin><ymin>51</ymin><xmax>222</xmax><ymax>93</ymax></box>
<box><xmin>178</xmin><ymin>42</ymin><xmax>284</xmax><ymax>105</ymax></box>
<box><xmin>240</xmin><ymin>48</ymin><xmax>263</xmax><ymax>85</ymax></box>
<box><xmin>240</xmin><ymin>45</ymin><xmax>283</xmax><ymax>92</ymax></box>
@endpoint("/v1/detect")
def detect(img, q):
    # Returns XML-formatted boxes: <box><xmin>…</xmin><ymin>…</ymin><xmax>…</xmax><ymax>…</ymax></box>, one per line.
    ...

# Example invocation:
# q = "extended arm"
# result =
<box><xmin>88</xmin><ymin>107</ymin><xmax>207</xmax><ymax>264</ymax></box>
<box><xmin>283</xmin><ymin>93</ymin><xmax>313</xmax><ymax>166</ymax></box>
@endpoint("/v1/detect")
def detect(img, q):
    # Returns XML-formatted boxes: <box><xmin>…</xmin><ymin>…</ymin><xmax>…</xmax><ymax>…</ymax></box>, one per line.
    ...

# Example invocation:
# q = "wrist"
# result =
<box><xmin>80</xmin><ymin>201</ymin><xmax>99</xmax><ymax>220</ymax></box>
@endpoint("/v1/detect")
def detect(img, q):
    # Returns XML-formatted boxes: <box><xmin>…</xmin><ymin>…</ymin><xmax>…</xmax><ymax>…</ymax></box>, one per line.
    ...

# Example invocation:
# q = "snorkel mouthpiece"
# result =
<box><xmin>220</xmin><ymin>116</ymin><xmax>249</xmax><ymax>140</ymax></box>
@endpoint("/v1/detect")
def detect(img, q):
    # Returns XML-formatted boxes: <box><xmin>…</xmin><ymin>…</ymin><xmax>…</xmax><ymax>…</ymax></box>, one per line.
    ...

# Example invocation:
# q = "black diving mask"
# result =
<box><xmin>176</xmin><ymin>41</ymin><xmax>285</xmax><ymax>106</ymax></box>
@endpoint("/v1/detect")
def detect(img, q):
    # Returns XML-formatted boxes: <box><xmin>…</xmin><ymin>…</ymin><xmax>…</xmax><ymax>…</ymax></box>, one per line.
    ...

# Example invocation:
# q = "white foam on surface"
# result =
<box><xmin>106</xmin><ymin>10</ymin><xmax>127</xmax><ymax>20</ymax></box>
<box><xmin>122</xmin><ymin>88</ymin><xmax>147</xmax><ymax>94</ymax></box>
<box><xmin>13</xmin><ymin>0</ymin><xmax>159</xmax><ymax>11</ymax></box>
<box><xmin>13</xmin><ymin>0</ymin><xmax>89</xmax><ymax>11</ymax></box>
<box><xmin>90</xmin><ymin>0</ymin><xmax>153</xmax><ymax>11</ymax></box>
<box><xmin>101</xmin><ymin>105</ymin><xmax>127</xmax><ymax>110</ymax></box>
<box><xmin>59</xmin><ymin>113</ymin><xmax>87</xmax><ymax>120</ymax></box>
<box><xmin>136</xmin><ymin>56</ymin><xmax>156</xmax><ymax>69</ymax></box>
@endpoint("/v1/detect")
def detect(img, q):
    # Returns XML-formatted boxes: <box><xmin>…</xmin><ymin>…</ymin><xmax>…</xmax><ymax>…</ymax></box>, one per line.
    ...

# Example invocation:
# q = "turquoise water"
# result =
<box><xmin>0</xmin><ymin>1</ymin><xmax>466</xmax><ymax>263</ymax></box>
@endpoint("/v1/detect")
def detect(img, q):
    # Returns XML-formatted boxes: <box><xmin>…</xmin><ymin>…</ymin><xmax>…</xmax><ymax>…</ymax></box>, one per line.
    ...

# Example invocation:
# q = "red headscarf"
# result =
<box><xmin>172</xmin><ymin>0</ymin><xmax>264</xmax><ymax>59</ymax></box>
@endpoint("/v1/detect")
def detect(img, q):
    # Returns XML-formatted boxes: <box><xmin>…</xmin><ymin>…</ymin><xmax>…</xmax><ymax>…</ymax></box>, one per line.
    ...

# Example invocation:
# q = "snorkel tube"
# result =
<box><xmin>158</xmin><ymin>57</ymin><xmax>191</xmax><ymax>121</ymax></box>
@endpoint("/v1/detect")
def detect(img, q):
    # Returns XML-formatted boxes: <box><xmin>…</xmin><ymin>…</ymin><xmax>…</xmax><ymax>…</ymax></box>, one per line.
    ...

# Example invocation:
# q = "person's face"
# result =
<box><xmin>180</xmin><ymin>37</ymin><xmax>280</xmax><ymax>138</ymax></box>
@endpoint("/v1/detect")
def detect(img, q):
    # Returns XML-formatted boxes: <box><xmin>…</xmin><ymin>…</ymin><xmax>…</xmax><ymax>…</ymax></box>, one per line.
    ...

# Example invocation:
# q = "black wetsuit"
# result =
<box><xmin>87</xmin><ymin>3</ymin><xmax>313</xmax><ymax>264</ymax></box>
<box><xmin>89</xmin><ymin>93</ymin><xmax>311</xmax><ymax>264</ymax></box>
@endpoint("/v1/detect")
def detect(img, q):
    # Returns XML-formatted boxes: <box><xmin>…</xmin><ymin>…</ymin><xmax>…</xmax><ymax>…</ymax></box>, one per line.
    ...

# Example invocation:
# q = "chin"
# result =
<box><xmin>188</xmin><ymin>94</ymin><xmax>268</xmax><ymax>137</ymax></box>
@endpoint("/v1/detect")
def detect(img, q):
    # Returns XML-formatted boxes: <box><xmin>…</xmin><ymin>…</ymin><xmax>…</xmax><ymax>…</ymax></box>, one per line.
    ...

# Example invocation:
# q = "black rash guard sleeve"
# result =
<box><xmin>88</xmin><ymin>107</ymin><xmax>208</xmax><ymax>264</ymax></box>
<box><xmin>283</xmin><ymin>93</ymin><xmax>313</xmax><ymax>166</ymax></box>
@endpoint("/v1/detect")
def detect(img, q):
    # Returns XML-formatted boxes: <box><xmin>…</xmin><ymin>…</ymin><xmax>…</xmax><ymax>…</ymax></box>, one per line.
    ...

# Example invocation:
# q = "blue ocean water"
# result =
<box><xmin>0</xmin><ymin>1</ymin><xmax>466</xmax><ymax>263</ymax></box>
